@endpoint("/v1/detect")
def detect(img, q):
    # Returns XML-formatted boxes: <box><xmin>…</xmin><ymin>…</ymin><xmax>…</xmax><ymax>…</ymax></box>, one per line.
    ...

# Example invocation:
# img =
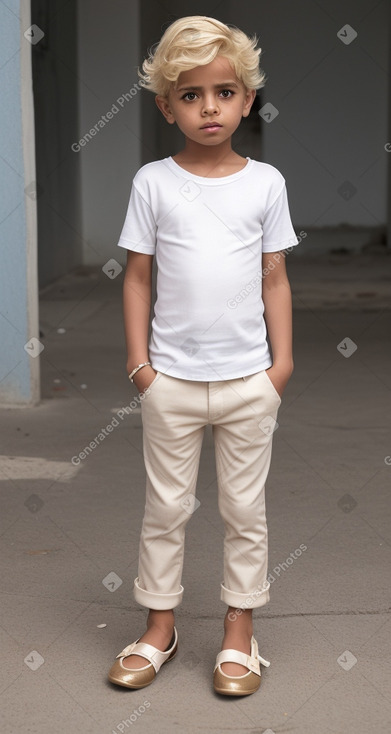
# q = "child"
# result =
<box><xmin>108</xmin><ymin>15</ymin><xmax>299</xmax><ymax>696</ymax></box>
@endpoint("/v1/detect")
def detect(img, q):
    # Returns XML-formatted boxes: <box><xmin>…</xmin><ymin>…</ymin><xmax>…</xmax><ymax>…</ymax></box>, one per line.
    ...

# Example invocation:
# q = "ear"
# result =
<box><xmin>155</xmin><ymin>95</ymin><xmax>176</xmax><ymax>124</ymax></box>
<box><xmin>242</xmin><ymin>88</ymin><xmax>257</xmax><ymax>118</ymax></box>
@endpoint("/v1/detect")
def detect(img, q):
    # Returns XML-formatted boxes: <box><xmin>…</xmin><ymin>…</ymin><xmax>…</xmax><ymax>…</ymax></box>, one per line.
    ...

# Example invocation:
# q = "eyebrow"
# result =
<box><xmin>176</xmin><ymin>82</ymin><xmax>240</xmax><ymax>92</ymax></box>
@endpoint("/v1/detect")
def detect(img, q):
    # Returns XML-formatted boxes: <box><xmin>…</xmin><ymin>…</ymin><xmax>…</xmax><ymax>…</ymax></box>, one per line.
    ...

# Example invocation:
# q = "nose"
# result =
<box><xmin>202</xmin><ymin>94</ymin><xmax>219</xmax><ymax>115</ymax></box>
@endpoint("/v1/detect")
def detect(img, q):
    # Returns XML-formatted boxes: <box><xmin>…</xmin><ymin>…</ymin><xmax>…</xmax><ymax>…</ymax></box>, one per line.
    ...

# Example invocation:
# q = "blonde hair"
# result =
<box><xmin>138</xmin><ymin>15</ymin><xmax>267</xmax><ymax>97</ymax></box>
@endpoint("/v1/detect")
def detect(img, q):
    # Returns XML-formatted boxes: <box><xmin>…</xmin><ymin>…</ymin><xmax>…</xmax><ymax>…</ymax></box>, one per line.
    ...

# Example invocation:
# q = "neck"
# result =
<box><xmin>179</xmin><ymin>138</ymin><xmax>236</xmax><ymax>164</ymax></box>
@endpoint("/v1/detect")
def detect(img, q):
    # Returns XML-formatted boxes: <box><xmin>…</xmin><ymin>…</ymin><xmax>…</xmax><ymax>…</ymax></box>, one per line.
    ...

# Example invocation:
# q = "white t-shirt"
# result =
<box><xmin>117</xmin><ymin>156</ymin><xmax>299</xmax><ymax>381</ymax></box>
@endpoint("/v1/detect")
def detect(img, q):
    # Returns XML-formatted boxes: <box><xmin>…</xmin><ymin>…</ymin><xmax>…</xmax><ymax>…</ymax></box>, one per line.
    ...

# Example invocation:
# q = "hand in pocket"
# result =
<box><xmin>133</xmin><ymin>366</ymin><xmax>158</xmax><ymax>394</ymax></box>
<box><xmin>265</xmin><ymin>364</ymin><xmax>293</xmax><ymax>398</ymax></box>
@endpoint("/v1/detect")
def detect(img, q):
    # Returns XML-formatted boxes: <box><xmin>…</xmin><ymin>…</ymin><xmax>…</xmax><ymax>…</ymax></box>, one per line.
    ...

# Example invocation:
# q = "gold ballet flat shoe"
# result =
<box><xmin>108</xmin><ymin>626</ymin><xmax>178</xmax><ymax>689</ymax></box>
<box><xmin>213</xmin><ymin>635</ymin><xmax>270</xmax><ymax>696</ymax></box>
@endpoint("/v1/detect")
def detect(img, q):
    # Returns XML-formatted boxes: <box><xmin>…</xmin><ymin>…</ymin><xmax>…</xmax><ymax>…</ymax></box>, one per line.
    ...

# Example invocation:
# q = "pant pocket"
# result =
<box><xmin>262</xmin><ymin>370</ymin><xmax>282</xmax><ymax>404</ymax></box>
<box><xmin>140</xmin><ymin>371</ymin><xmax>163</xmax><ymax>401</ymax></box>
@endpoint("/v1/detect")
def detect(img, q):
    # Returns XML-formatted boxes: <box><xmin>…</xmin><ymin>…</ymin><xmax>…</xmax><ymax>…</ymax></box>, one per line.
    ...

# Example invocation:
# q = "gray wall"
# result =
<box><xmin>226</xmin><ymin>0</ymin><xmax>389</xmax><ymax>229</ymax></box>
<box><xmin>31</xmin><ymin>0</ymin><xmax>82</xmax><ymax>288</ymax></box>
<box><xmin>32</xmin><ymin>0</ymin><xmax>141</xmax><ymax>276</ymax></box>
<box><xmin>77</xmin><ymin>0</ymin><xmax>141</xmax><ymax>266</ymax></box>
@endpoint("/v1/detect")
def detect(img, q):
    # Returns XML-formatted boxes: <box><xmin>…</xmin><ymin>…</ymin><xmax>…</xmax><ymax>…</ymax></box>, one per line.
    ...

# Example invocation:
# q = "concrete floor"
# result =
<box><xmin>1</xmin><ymin>249</ymin><xmax>391</xmax><ymax>733</ymax></box>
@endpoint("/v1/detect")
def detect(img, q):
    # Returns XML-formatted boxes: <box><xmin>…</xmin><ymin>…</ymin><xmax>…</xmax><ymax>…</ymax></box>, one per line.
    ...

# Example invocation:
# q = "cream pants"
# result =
<box><xmin>133</xmin><ymin>368</ymin><xmax>281</xmax><ymax>611</ymax></box>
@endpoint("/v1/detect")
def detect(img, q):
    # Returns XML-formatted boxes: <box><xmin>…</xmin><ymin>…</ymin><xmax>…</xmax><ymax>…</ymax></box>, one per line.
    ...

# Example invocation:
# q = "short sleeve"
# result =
<box><xmin>117</xmin><ymin>182</ymin><xmax>157</xmax><ymax>254</ymax></box>
<box><xmin>262</xmin><ymin>182</ymin><xmax>299</xmax><ymax>253</ymax></box>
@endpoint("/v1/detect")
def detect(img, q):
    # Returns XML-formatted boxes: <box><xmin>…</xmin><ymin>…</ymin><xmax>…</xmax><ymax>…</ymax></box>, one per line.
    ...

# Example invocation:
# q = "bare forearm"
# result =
<box><xmin>263</xmin><ymin>280</ymin><xmax>294</xmax><ymax>368</ymax></box>
<box><xmin>123</xmin><ymin>276</ymin><xmax>151</xmax><ymax>372</ymax></box>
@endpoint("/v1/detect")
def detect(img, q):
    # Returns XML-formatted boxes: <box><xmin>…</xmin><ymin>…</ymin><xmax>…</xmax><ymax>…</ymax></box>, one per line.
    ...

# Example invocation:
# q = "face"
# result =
<box><xmin>155</xmin><ymin>55</ymin><xmax>256</xmax><ymax>148</ymax></box>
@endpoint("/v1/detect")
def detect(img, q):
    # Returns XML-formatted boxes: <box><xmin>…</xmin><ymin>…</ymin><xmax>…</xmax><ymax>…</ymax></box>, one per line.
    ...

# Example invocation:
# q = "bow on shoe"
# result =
<box><xmin>240</xmin><ymin>653</ymin><xmax>270</xmax><ymax>676</ymax></box>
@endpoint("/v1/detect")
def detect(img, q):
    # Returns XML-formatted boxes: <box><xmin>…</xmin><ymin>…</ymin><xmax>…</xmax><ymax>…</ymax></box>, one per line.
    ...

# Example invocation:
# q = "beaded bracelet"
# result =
<box><xmin>128</xmin><ymin>361</ymin><xmax>151</xmax><ymax>383</ymax></box>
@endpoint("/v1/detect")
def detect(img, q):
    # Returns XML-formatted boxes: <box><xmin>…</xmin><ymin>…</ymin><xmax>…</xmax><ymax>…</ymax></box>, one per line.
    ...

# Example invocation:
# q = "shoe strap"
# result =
<box><xmin>214</xmin><ymin>648</ymin><xmax>260</xmax><ymax>675</ymax></box>
<box><xmin>116</xmin><ymin>627</ymin><xmax>177</xmax><ymax>674</ymax></box>
<box><xmin>214</xmin><ymin>635</ymin><xmax>270</xmax><ymax>676</ymax></box>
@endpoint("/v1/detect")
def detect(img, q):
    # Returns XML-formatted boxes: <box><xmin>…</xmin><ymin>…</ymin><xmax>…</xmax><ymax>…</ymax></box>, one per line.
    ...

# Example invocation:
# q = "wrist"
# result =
<box><xmin>126</xmin><ymin>358</ymin><xmax>150</xmax><ymax>374</ymax></box>
<box><xmin>128</xmin><ymin>361</ymin><xmax>152</xmax><ymax>382</ymax></box>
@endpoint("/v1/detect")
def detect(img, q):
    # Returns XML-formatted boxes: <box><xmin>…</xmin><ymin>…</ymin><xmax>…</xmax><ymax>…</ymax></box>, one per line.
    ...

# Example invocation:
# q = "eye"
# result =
<box><xmin>181</xmin><ymin>92</ymin><xmax>197</xmax><ymax>101</ymax></box>
<box><xmin>180</xmin><ymin>89</ymin><xmax>235</xmax><ymax>101</ymax></box>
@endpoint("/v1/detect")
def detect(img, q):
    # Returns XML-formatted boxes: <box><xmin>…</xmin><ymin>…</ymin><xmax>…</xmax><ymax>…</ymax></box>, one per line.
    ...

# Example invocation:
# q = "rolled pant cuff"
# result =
<box><xmin>133</xmin><ymin>576</ymin><xmax>184</xmax><ymax>610</ymax></box>
<box><xmin>220</xmin><ymin>581</ymin><xmax>270</xmax><ymax>609</ymax></box>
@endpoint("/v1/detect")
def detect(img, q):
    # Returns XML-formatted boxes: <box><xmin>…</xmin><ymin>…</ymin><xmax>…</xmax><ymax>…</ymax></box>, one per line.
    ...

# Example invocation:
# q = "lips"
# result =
<box><xmin>201</xmin><ymin>123</ymin><xmax>222</xmax><ymax>128</ymax></box>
